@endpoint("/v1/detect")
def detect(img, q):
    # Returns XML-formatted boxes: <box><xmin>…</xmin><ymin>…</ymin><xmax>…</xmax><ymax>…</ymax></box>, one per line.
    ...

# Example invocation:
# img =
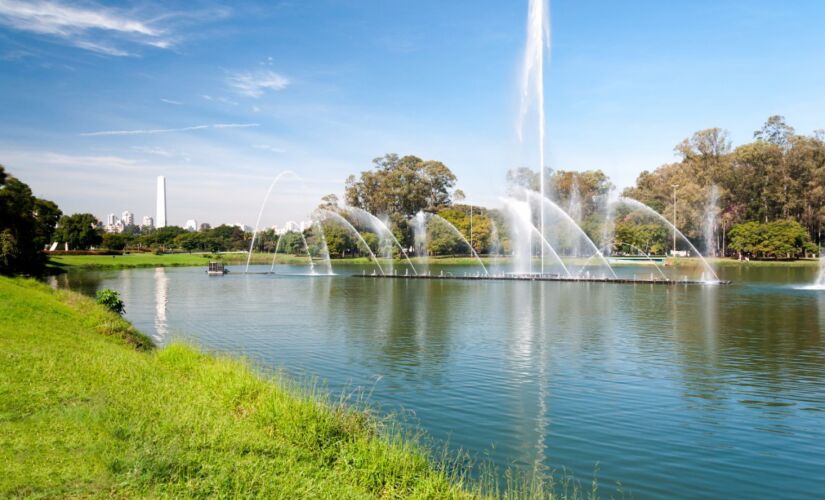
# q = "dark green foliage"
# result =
<box><xmin>728</xmin><ymin>220</ymin><xmax>817</xmax><ymax>259</ymax></box>
<box><xmin>0</xmin><ymin>165</ymin><xmax>62</xmax><ymax>275</ymax></box>
<box><xmin>96</xmin><ymin>288</ymin><xmax>125</xmax><ymax>315</ymax></box>
<box><xmin>55</xmin><ymin>213</ymin><xmax>102</xmax><ymax>250</ymax></box>
<box><xmin>613</xmin><ymin>222</ymin><xmax>668</xmax><ymax>255</ymax></box>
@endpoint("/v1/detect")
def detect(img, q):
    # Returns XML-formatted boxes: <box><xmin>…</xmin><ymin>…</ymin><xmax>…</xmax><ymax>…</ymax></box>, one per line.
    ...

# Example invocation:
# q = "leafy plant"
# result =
<box><xmin>96</xmin><ymin>288</ymin><xmax>125</xmax><ymax>315</ymax></box>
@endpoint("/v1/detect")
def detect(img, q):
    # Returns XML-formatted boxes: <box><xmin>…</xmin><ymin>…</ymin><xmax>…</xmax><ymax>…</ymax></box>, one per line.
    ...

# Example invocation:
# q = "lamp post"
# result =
<box><xmin>671</xmin><ymin>184</ymin><xmax>679</xmax><ymax>254</ymax></box>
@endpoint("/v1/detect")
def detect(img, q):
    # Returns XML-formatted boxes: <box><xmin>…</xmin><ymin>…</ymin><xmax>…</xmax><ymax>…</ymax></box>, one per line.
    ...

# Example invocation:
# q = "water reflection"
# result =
<box><xmin>154</xmin><ymin>268</ymin><xmax>168</xmax><ymax>343</ymax></box>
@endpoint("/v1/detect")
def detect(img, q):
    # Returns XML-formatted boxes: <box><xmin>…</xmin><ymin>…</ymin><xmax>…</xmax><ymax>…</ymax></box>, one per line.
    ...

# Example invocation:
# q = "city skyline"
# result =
<box><xmin>2</xmin><ymin>0</ymin><xmax>824</xmax><ymax>227</ymax></box>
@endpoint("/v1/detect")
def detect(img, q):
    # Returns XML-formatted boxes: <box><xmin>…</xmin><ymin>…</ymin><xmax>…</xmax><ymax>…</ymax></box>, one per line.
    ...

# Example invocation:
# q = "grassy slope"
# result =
<box><xmin>0</xmin><ymin>277</ymin><xmax>473</xmax><ymax>498</ymax></box>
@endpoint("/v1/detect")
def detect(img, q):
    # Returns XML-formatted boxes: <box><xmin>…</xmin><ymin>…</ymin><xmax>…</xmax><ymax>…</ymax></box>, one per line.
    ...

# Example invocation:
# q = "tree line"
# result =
<box><xmin>2</xmin><ymin>115</ymin><xmax>822</xmax><ymax>277</ymax></box>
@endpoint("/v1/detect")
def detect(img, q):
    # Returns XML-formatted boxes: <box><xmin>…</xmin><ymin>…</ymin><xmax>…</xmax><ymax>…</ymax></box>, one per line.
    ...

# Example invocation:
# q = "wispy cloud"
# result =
<box><xmin>80</xmin><ymin>123</ymin><xmax>259</xmax><ymax>137</ymax></box>
<box><xmin>228</xmin><ymin>70</ymin><xmax>289</xmax><ymax>97</ymax></box>
<box><xmin>213</xmin><ymin>123</ymin><xmax>259</xmax><ymax>129</ymax></box>
<box><xmin>201</xmin><ymin>94</ymin><xmax>238</xmax><ymax>105</ymax></box>
<box><xmin>0</xmin><ymin>0</ymin><xmax>171</xmax><ymax>56</ymax></box>
<box><xmin>160</xmin><ymin>98</ymin><xmax>182</xmax><ymax>105</ymax></box>
<box><xmin>253</xmin><ymin>144</ymin><xmax>286</xmax><ymax>154</ymax></box>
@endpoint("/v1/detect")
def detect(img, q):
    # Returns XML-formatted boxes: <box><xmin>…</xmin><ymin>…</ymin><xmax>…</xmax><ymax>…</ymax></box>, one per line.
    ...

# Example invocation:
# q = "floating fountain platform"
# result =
<box><xmin>353</xmin><ymin>272</ymin><xmax>730</xmax><ymax>285</ymax></box>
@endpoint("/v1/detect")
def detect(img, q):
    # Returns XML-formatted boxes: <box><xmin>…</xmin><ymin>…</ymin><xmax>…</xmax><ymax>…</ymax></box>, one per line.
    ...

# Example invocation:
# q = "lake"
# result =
<box><xmin>52</xmin><ymin>263</ymin><xmax>825</xmax><ymax>498</ymax></box>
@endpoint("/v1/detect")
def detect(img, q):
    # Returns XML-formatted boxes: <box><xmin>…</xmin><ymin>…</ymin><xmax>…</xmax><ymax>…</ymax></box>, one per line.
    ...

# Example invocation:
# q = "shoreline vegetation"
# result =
<box><xmin>0</xmin><ymin>276</ymin><xmax>593</xmax><ymax>498</ymax></box>
<box><xmin>47</xmin><ymin>252</ymin><xmax>822</xmax><ymax>271</ymax></box>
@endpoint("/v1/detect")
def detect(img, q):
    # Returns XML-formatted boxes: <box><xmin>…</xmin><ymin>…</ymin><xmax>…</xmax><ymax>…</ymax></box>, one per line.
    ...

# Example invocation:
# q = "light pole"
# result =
<box><xmin>671</xmin><ymin>184</ymin><xmax>679</xmax><ymax>255</ymax></box>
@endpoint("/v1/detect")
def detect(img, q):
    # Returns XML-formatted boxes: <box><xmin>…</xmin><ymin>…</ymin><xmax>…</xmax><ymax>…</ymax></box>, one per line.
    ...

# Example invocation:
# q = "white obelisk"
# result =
<box><xmin>156</xmin><ymin>176</ymin><xmax>167</xmax><ymax>228</ymax></box>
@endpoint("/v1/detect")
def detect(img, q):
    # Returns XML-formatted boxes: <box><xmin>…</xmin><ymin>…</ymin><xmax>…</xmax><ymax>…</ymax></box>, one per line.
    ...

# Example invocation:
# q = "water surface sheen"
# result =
<box><xmin>54</xmin><ymin>264</ymin><xmax>825</xmax><ymax>498</ymax></box>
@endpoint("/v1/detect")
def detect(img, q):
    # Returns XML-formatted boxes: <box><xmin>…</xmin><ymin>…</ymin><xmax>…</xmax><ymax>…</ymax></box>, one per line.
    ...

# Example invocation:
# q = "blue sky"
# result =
<box><xmin>1</xmin><ymin>0</ymin><xmax>824</xmax><ymax>227</ymax></box>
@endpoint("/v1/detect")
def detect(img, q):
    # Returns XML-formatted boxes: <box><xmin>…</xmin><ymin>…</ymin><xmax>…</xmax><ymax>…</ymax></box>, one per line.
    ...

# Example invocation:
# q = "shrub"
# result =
<box><xmin>96</xmin><ymin>288</ymin><xmax>125</xmax><ymax>315</ymax></box>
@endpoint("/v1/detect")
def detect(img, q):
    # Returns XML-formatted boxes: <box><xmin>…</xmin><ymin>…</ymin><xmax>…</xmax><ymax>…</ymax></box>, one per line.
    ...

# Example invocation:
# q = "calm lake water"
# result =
<box><xmin>53</xmin><ymin>263</ymin><xmax>825</xmax><ymax>498</ymax></box>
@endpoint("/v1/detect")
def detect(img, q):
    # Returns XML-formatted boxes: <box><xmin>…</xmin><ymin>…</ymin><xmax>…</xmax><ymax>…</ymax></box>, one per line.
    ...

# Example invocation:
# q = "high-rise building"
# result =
<box><xmin>121</xmin><ymin>210</ymin><xmax>134</xmax><ymax>226</ymax></box>
<box><xmin>184</xmin><ymin>219</ymin><xmax>198</xmax><ymax>231</ymax></box>
<box><xmin>142</xmin><ymin>216</ymin><xmax>154</xmax><ymax>228</ymax></box>
<box><xmin>156</xmin><ymin>176</ymin><xmax>167</xmax><ymax>228</ymax></box>
<box><xmin>106</xmin><ymin>213</ymin><xmax>117</xmax><ymax>226</ymax></box>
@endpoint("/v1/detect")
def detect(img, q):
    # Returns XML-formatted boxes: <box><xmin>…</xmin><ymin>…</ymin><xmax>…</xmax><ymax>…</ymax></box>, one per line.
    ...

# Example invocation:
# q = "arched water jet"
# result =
<box><xmin>613</xmin><ymin>196</ymin><xmax>720</xmax><ymax>282</ymax></box>
<box><xmin>599</xmin><ymin>243</ymin><xmax>668</xmax><ymax>280</ymax></box>
<box><xmin>340</xmin><ymin>206</ymin><xmax>417</xmax><ymax>275</ymax></box>
<box><xmin>317</xmin><ymin>210</ymin><xmax>385</xmax><ymax>276</ymax></box>
<box><xmin>427</xmin><ymin>213</ymin><xmax>488</xmax><ymax>276</ymax></box>
<box><xmin>246</xmin><ymin>170</ymin><xmax>299</xmax><ymax>273</ymax></box>
<box><xmin>524</xmin><ymin>189</ymin><xmax>617</xmax><ymax>278</ymax></box>
<box><xmin>501</xmin><ymin>197</ymin><xmax>571</xmax><ymax>277</ymax></box>
<box><xmin>298</xmin><ymin>231</ymin><xmax>315</xmax><ymax>274</ymax></box>
<box><xmin>269</xmin><ymin>232</ymin><xmax>284</xmax><ymax>273</ymax></box>
<box><xmin>310</xmin><ymin>219</ymin><xmax>334</xmax><ymax>275</ymax></box>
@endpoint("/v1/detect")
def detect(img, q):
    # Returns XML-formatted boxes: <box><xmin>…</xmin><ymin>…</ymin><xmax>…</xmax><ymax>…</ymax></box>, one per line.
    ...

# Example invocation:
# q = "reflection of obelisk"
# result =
<box><xmin>156</xmin><ymin>176</ymin><xmax>167</xmax><ymax>228</ymax></box>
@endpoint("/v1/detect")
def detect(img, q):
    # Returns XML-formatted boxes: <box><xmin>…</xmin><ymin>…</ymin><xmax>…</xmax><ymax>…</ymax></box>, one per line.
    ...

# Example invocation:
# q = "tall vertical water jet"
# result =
<box><xmin>501</xmin><ymin>197</ymin><xmax>571</xmax><ymax>277</ymax></box>
<box><xmin>518</xmin><ymin>0</ymin><xmax>551</xmax><ymax>274</ymax></box>
<box><xmin>567</xmin><ymin>178</ymin><xmax>582</xmax><ymax>225</ymax></box>
<box><xmin>704</xmin><ymin>185</ymin><xmax>720</xmax><ymax>257</ymax></box>
<box><xmin>246</xmin><ymin>170</ymin><xmax>299</xmax><ymax>273</ymax></box>
<box><xmin>815</xmin><ymin>254</ymin><xmax>825</xmax><ymax>289</ymax></box>
<box><xmin>413</xmin><ymin>211</ymin><xmax>428</xmax><ymax>274</ymax></box>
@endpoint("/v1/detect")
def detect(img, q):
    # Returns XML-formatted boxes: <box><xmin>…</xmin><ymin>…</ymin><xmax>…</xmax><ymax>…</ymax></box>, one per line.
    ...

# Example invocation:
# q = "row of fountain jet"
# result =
<box><xmin>244</xmin><ymin>176</ymin><xmax>721</xmax><ymax>283</ymax></box>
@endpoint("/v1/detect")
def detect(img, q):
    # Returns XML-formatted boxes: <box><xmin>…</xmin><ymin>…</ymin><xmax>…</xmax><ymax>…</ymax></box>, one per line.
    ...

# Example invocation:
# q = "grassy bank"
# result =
<box><xmin>0</xmin><ymin>276</ymin><xmax>487</xmax><ymax>497</ymax></box>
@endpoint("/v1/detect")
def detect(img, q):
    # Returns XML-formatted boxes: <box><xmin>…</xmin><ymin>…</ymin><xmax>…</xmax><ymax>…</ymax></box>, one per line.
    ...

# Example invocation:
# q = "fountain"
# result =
<box><xmin>340</xmin><ymin>206</ymin><xmax>417</xmax><ymax>275</ymax></box>
<box><xmin>518</xmin><ymin>0</ymin><xmax>550</xmax><ymax>273</ymax></box>
<box><xmin>426</xmin><ymin>213</ymin><xmax>489</xmax><ymax>276</ymax></box>
<box><xmin>298</xmin><ymin>232</ymin><xmax>316</xmax><ymax>274</ymax></box>
<box><xmin>524</xmin><ymin>189</ymin><xmax>617</xmax><ymax>278</ymax></box>
<box><xmin>317</xmin><ymin>209</ymin><xmax>385</xmax><ymax>276</ymax></box>
<box><xmin>613</xmin><ymin>196</ymin><xmax>721</xmax><ymax>282</ymax></box>
<box><xmin>245</xmin><ymin>170</ymin><xmax>299</xmax><ymax>273</ymax></box>
<box><xmin>704</xmin><ymin>185</ymin><xmax>720</xmax><ymax>257</ymax></box>
<box><xmin>501</xmin><ymin>197</ymin><xmax>570</xmax><ymax>277</ymax></box>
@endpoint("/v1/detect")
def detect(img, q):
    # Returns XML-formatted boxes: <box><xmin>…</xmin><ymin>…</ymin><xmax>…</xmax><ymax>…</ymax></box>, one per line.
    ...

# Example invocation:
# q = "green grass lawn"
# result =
<box><xmin>47</xmin><ymin>252</ymin><xmax>319</xmax><ymax>270</ymax></box>
<box><xmin>0</xmin><ymin>276</ymin><xmax>486</xmax><ymax>497</ymax></box>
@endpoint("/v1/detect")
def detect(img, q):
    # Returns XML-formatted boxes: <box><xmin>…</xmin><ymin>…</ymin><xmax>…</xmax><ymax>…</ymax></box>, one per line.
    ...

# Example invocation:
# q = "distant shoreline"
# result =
<box><xmin>46</xmin><ymin>252</ymin><xmax>821</xmax><ymax>271</ymax></box>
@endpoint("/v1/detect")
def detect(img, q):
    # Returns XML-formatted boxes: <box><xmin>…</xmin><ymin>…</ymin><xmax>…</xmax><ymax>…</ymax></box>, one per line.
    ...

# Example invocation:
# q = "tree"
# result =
<box><xmin>55</xmin><ymin>214</ymin><xmax>102</xmax><ymax>250</ymax></box>
<box><xmin>505</xmin><ymin>167</ymin><xmax>540</xmax><ymax>193</ymax></box>
<box><xmin>0</xmin><ymin>165</ymin><xmax>61</xmax><ymax>275</ymax></box>
<box><xmin>344</xmin><ymin>154</ymin><xmax>457</xmax><ymax>217</ymax></box>
<box><xmin>318</xmin><ymin>193</ymin><xmax>339</xmax><ymax>209</ymax></box>
<box><xmin>754</xmin><ymin>115</ymin><xmax>795</xmax><ymax>149</ymax></box>
<box><xmin>102</xmin><ymin>233</ymin><xmax>132</xmax><ymax>251</ymax></box>
<box><xmin>728</xmin><ymin>220</ymin><xmax>815</xmax><ymax>259</ymax></box>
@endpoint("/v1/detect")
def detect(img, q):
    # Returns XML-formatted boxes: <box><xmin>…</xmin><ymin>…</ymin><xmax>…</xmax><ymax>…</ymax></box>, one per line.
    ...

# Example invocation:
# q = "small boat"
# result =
<box><xmin>207</xmin><ymin>262</ymin><xmax>228</xmax><ymax>276</ymax></box>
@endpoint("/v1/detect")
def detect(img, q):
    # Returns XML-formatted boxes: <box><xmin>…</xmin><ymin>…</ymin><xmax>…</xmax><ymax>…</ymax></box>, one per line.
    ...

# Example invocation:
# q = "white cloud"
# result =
<box><xmin>160</xmin><ymin>98</ymin><xmax>182</xmax><ymax>105</ymax></box>
<box><xmin>228</xmin><ymin>70</ymin><xmax>289</xmax><ymax>97</ymax></box>
<box><xmin>79</xmin><ymin>123</ymin><xmax>259</xmax><ymax>137</ymax></box>
<box><xmin>0</xmin><ymin>0</ymin><xmax>171</xmax><ymax>56</ymax></box>
<box><xmin>213</xmin><ymin>123</ymin><xmax>259</xmax><ymax>129</ymax></box>
<box><xmin>253</xmin><ymin>144</ymin><xmax>286</xmax><ymax>154</ymax></box>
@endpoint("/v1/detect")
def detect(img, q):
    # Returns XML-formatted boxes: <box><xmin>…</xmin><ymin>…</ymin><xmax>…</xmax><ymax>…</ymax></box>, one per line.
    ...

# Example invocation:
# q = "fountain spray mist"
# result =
<box><xmin>519</xmin><ymin>0</ymin><xmax>550</xmax><ymax>273</ymax></box>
